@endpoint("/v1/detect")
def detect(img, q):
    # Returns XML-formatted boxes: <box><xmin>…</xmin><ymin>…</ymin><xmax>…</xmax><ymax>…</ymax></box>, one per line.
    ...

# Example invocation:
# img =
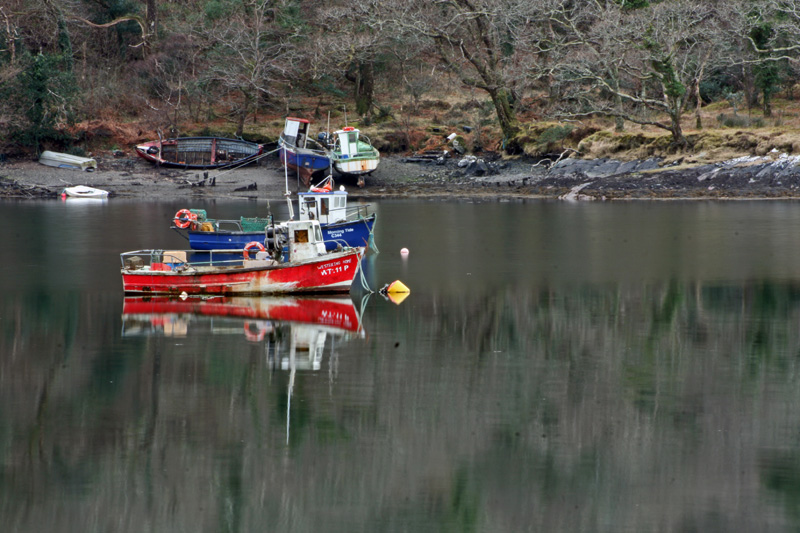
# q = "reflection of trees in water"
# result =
<box><xmin>4</xmin><ymin>282</ymin><xmax>800</xmax><ymax>530</ymax></box>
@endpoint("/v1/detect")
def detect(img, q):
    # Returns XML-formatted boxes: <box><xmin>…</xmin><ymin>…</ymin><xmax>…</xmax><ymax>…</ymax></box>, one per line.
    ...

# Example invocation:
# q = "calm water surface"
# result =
<box><xmin>3</xmin><ymin>197</ymin><xmax>800</xmax><ymax>532</ymax></box>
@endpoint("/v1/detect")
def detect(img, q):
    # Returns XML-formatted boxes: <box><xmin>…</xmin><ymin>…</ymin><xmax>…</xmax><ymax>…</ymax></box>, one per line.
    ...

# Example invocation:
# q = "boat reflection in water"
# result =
<box><xmin>122</xmin><ymin>295</ymin><xmax>366</xmax><ymax>370</ymax></box>
<box><xmin>123</xmin><ymin>294</ymin><xmax>367</xmax><ymax>444</ymax></box>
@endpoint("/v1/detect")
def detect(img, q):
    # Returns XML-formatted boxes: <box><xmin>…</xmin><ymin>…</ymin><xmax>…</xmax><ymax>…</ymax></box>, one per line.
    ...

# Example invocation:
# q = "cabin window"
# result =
<box><xmin>315</xmin><ymin>226</ymin><xmax>323</xmax><ymax>242</ymax></box>
<box><xmin>320</xmin><ymin>198</ymin><xmax>329</xmax><ymax>215</ymax></box>
<box><xmin>303</xmin><ymin>198</ymin><xmax>316</xmax><ymax>218</ymax></box>
<box><xmin>294</xmin><ymin>229</ymin><xmax>309</xmax><ymax>243</ymax></box>
<box><xmin>336</xmin><ymin>197</ymin><xmax>345</xmax><ymax>208</ymax></box>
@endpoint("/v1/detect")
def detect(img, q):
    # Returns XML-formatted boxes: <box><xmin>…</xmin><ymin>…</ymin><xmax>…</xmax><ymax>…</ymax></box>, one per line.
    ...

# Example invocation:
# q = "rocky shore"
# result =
<box><xmin>3</xmin><ymin>150</ymin><xmax>800</xmax><ymax>201</ymax></box>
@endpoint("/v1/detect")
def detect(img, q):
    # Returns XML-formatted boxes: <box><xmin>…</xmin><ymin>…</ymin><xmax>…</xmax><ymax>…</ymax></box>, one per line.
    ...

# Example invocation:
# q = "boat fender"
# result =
<box><xmin>309</xmin><ymin>182</ymin><xmax>333</xmax><ymax>193</ymax></box>
<box><xmin>243</xmin><ymin>241</ymin><xmax>266</xmax><ymax>260</ymax></box>
<box><xmin>174</xmin><ymin>209</ymin><xmax>197</xmax><ymax>228</ymax></box>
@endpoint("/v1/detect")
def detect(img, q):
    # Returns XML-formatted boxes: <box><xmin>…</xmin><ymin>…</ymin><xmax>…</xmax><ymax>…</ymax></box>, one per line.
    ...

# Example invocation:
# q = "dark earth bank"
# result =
<box><xmin>3</xmin><ymin>150</ymin><xmax>800</xmax><ymax>201</ymax></box>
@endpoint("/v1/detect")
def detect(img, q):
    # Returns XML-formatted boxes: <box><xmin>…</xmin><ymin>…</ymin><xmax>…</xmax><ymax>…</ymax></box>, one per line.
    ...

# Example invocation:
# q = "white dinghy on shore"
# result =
<box><xmin>39</xmin><ymin>151</ymin><xmax>97</xmax><ymax>171</ymax></box>
<box><xmin>61</xmin><ymin>185</ymin><xmax>109</xmax><ymax>199</ymax></box>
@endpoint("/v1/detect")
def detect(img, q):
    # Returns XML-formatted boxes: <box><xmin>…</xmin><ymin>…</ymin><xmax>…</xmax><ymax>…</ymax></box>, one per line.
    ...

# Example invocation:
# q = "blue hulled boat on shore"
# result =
<box><xmin>278</xmin><ymin>117</ymin><xmax>331</xmax><ymax>186</ymax></box>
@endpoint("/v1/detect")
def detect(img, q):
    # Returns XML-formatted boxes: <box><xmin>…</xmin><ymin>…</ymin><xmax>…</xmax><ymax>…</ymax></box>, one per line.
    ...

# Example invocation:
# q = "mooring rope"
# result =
<box><xmin>209</xmin><ymin>146</ymin><xmax>282</xmax><ymax>180</ymax></box>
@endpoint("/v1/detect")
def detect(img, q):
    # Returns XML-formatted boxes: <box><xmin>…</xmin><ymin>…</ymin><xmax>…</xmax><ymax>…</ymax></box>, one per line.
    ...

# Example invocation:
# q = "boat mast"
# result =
<box><xmin>284</xmin><ymin>156</ymin><xmax>295</xmax><ymax>220</ymax></box>
<box><xmin>327</xmin><ymin>111</ymin><xmax>333</xmax><ymax>177</ymax></box>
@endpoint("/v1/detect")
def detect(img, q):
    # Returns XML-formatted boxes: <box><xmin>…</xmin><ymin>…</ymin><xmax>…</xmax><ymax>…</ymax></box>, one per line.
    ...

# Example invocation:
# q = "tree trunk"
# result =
<box><xmin>236</xmin><ymin>94</ymin><xmax>251</xmax><ymax>137</ymax></box>
<box><xmin>611</xmin><ymin>66</ymin><xmax>624</xmax><ymax>132</ymax></box>
<box><xmin>347</xmin><ymin>61</ymin><xmax>374</xmax><ymax>119</ymax></box>
<box><xmin>488</xmin><ymin>87</ymin><xmax>519</xmax><ymax>152</ymax></box>
<box><xmin>669</xmin><ymin>110</ymin><xmax>686</xmax><ymax>147</ymax></box>
<box><xmin>145</xmin><ymin>0</ymin><xmax>158</xmax><ymax>42</ymax></box>
<box><xmin>695</xmin><ymin>82</ymin><xmax>703</xmax><ymax>130</ymax></box>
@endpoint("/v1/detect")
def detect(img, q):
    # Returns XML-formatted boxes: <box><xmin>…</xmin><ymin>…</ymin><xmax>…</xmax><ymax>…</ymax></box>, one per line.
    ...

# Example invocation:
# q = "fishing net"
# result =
<box><xmin>240</xmin><ymin>217</ymin><xmax>271</xmax><ymax>232</ymax></box>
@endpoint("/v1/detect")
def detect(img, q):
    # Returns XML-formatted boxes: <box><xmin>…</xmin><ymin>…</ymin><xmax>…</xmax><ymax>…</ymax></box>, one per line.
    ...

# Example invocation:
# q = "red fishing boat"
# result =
<box><xmin>120</xmin><ymin>219</ymin><xmax>364</xmax><ymax>296</ymax></box>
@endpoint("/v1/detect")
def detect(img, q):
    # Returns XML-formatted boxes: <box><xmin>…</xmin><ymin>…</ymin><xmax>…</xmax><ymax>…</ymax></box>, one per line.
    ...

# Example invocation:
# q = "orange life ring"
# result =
<box><xmin>174</xmin><ymin>209</ymin><xmax>197</xmax><ymax>229</ymax></box>
<box><xmin>310</xmin><ymin>181</ymin><xmax>333</xmax><ymax>193</ymax></box>
<box><xmin>243</xmin><ymin>241</ymin><xmax>266</xmax><ymax>260</ymax></box>
<box><xmin>244</xmin><ymin>321</ymin><xmax>268</xmax><ymax>342</ymax></box>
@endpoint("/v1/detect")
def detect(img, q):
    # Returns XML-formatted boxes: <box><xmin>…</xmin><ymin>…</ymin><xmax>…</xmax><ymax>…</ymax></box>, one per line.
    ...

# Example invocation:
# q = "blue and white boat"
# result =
<box><xmin>278</xmin><ymin>117</ymin><xmax>331</xmax><ymax>186</ymax></box>
<box><xmin>172</xmin><ymin>180</ymin><xmax>376</xmax><ymax>253</ymax></box>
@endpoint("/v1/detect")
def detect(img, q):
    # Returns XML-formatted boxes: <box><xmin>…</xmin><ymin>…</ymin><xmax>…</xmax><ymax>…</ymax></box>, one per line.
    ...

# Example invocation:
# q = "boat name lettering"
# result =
<box><xmin>317</xmin><ymin>258</ymin><xmax>354</xmax><ymax>276</ymax></box>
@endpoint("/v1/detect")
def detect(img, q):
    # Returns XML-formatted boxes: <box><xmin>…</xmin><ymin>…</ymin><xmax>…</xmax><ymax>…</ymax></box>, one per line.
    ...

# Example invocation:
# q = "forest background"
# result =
<box><xmin>4</xmin><ymin>0</ymin><xmax>800</xmax><ymax>166</ymax></box>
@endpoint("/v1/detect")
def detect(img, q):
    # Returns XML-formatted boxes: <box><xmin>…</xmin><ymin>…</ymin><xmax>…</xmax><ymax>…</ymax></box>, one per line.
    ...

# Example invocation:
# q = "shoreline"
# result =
<box><xmin>3</xmin><ymin>152</ymin><xmax>800</xmax><ymax>201</ymax></box>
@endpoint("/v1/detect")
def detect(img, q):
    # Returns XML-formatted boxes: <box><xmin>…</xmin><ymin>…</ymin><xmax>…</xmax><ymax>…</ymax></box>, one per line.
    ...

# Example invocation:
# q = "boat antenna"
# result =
<box><xmin>343</xmin><ymin>105</ymin><xmax>347</xmax><ymax>127</ymax></box>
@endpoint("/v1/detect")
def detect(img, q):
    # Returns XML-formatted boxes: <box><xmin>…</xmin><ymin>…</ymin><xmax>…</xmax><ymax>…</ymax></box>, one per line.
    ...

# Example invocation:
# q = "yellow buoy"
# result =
<box><xmin>387</xmin><ymin>291</ymin><xmax>410</xmax><ymax>305</ymax></box>
<box><xmin>386</xmin><ymin>280</ymin><xmax>410</xmax><ymax>294</ymax></box>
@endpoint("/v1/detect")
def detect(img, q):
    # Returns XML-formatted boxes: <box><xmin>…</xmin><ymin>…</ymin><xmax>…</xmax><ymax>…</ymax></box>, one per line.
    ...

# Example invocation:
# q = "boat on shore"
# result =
<box><xmin>326</xmin><ymin>126</ymin><xmax>380</xmax><ymax>185</ymax></box>
<box><xmin>172</xmin><ymin>176</ymin><xmax>377</xmax><ymax>252</ymax></box>
<box><xmin>121</xmin><ymin>218</ymin><xmax>364</xmax><ymax>296</ymax></box>
<box><xmin>135</xmin><ymin>136</ymin><xmax>264</xmax><ymax>169</ymax></box>
<box><xmin>278</xmin><ymin>117</ymin><xmax>380</xmax><ymax>187</ymax></box>
<box><xmin>278</xmin><ymin>117</ymin><xmax>332</xmax><ymax>186</ymax></box>
<box><xmin>61</xmin><ymin>185</ymin><xmax>109</xmax><ymax>199</ymax></box>
<box><xmin>39</xmin><ymin>151</ymin><xmax>97</xmax><ymax>171</ymax></box>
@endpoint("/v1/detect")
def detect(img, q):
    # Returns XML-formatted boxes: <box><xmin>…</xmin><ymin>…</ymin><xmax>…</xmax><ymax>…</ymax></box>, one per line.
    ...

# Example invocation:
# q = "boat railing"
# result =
<box><xmin>121</xmin><ymin>248</ymin><xmax>269</xmax><ymax>270</ymax></box>
<box><xmin>305</xmin><ymin>137</ymin><xmax>330</xmax><ymax>155</ymax></box>
<box><xmin>323</xmin><ymin>237</ymin><xmax>353</xmax><ymax>250</ymax></box>
<box><xmin>342</xmin><ymin>203</ymin><xmax>374</xmax><ymax>222</ymax></box>
<box><xmin>179</xmin><ymin>218</ymin><xmax>274</xmax><ymax>233</ymax></box>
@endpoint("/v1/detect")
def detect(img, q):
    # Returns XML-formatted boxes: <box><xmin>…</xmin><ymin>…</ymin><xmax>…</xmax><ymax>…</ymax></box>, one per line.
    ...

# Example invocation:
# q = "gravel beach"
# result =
<box><xmin>5</xmin><ymin>150</ymin><xmax>800</xmax><ymax>201</ymax></box>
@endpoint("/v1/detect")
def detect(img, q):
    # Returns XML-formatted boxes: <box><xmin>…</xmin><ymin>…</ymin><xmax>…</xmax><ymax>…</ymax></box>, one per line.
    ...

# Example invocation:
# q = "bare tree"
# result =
<box><xmin>542</xmin><ymin>0</ymin><xmax>725</xmax><ymax>147</ymax></box>
<box><xmin>196</xmin><ymin>0</ymin><xmax>297</xmax><ymax>136</ymax></box>
<box><xmin>377</xmin><ymin>0</ymin><xmax>544</xmax><ymax>152</ymax></box>
<box><xmin>308</xmin><ymin>2</ymin><xmax>389</xmax><ymax>120</ymax></box>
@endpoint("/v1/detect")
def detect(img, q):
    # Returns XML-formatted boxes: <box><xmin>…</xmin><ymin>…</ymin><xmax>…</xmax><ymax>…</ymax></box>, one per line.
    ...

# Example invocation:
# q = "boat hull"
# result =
<box><xmin>62</xmin><ymin>186</ymin><xmax>109</xmax><ymax>199</ymax></box>
<box><xmin>135</xmin><ymin>137</ymin><xmax>263</xmax><ymax>169</ymax></box>
<box><xmin>187</xmin><ymin>215</ymin><xmax>376</xmax><ymax>252</ymax></box>
<box><xmin>278</xmin><ymin>139</ymin><xmax>330</xmax><ymax>185</ymax></box>
<box><xmin>121</xmin><ymin>249</ymin><xmax>363</xmax><ymax>296</ymax></box>
<box><xmin>332</xmin><ymin>156</ymin><xmax>380</xmax><ymax>176</ymax></box>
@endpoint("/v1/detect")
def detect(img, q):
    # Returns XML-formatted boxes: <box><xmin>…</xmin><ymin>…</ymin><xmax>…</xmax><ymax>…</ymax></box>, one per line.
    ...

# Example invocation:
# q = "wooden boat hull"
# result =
<box><xmin>135</xmin><ymin>137</ymin><xmax>263</xmax><ymax>169</ymax></box>
<box><xmin>187</xmin><ymin>214</ymin><xmax>376</xmax><ymax>252</ymax></box>
<box><xmin>121</xmin><ymin>248</ymin><xmax>363</xmax><ymax>296</ymax></box>
<box><xmin>122</xmin><ymin>295</ymin><xmax>362</xmax><ymax>333</ymax></box>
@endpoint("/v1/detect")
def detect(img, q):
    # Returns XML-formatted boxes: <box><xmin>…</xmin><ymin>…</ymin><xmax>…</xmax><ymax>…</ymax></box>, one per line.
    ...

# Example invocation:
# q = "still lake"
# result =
<box><xmin>3</xmin><ymin>197</ymin><xmax>800</xmax><ymax>532</ymax></box>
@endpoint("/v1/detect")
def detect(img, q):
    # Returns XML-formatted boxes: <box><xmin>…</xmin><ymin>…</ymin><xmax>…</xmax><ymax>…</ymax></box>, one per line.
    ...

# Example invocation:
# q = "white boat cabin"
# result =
<box><xmin>283</xmin><ymin>219</ymin><xmax>327</xmax><ymax>261</ymax></box>
<box><xmin>297</xmin><ymin>190</ymin><xmax>349</xmax><ymax>225</ymax></box>
<box><xmin>282</xmin><ymin>117</ymin><xmax>311</xmax><ymax>148</ymax></box>
<box><xmin>332</xmin><ymin>127</ymin><xmax>360</xmax><ymax>159</ymax></box>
